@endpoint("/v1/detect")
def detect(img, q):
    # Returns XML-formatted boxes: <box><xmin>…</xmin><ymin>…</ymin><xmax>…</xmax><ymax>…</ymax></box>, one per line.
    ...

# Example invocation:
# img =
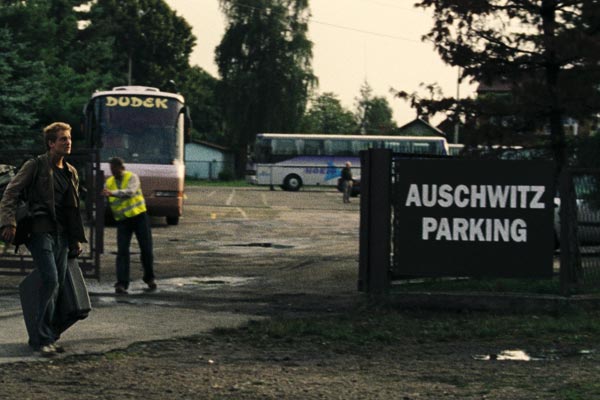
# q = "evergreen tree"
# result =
<box><xmin>355</xmin><ymin>82</ymin><xmax>396</xmax><ymax>134</ymax></box>
<box><xmin>416</xmin><ymin>0</ymin><xmax>600</xmax><ymax>163</ymax></box>
<box><xmin>216</xmin><ymin>0</ymin><xmax>316</xmax><ymax>173</ymax></box>
<box><xmin>86</xmin><ymin>0</ymin><xmax>196</xmax><ymax>88</ymax></box>
<box><xmin>0</xmin><ymin>0</ymin><xmax>113</xmax><ymax>133</ymax></box>
<box><xmin>0</xmin><ymin>28</ymin><xmax>44</xmax><ymax>147</ymax></box>
<box><xmin>179</xmin><ymin>66</ymin><xmax>225</xmax><ymax>145</ymax></box>
<box><xmin>299</xmin><ymin>93</ymin><xmax>357</xmax><ymax>134</ymax></box>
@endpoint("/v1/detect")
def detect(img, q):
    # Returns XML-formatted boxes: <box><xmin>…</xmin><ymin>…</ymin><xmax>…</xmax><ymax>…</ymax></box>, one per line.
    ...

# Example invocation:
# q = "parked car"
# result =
<box><xmin>555</xmin><ymin>174</ymin><xmax>600</xmax><ymax>247</ymax></box>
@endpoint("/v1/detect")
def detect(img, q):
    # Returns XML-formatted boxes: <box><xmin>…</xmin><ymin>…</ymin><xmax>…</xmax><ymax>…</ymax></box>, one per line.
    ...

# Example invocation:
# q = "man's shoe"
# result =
<box><xmin>37</xmin><ymin>345</ymin><xmax>57</xmax><ymax>357</ymax></box>
<box><xmin>52</xmin><ymin>343</ymin><xmax>66</xmax><ymax>354</ymax></box>
<box><xmin>145</xmin><ymin>280</ymin><xmax>157</xmax><ymax>291</ymax></box>
<box><xmin>115</xmin><ymin>285</ymin><xmax>128</xmax><ymax>294</ymax></box>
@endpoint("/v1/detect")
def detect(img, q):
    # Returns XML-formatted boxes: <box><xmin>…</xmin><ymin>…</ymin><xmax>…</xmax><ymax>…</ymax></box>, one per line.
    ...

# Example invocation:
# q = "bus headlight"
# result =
<box><xmin>155</xmin><ymin>191</ymin><xmax>180</xmax><ymax>197</ymax></box>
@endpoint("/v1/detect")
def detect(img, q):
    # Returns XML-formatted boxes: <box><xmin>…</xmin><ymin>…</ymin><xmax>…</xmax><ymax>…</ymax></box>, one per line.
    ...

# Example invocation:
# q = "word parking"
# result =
<box><xmin>404</xmin><ymin>183</ymin><xmax>548</xmax><ymax>243</ymax></box>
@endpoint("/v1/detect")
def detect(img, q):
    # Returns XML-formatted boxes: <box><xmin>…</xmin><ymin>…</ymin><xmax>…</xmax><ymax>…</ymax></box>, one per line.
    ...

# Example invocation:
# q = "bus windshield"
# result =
<box><xmin>94</xmin><ymin>95</ymin><xmax>184</xmax><ymax>164</ymax></box>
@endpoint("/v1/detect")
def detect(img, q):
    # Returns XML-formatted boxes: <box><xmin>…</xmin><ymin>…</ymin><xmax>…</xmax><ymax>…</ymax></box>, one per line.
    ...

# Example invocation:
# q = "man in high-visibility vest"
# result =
<box><xmin>102</xmin><ymin>157</ymin><xmax>156</xmax><ymax>294</ymax></box>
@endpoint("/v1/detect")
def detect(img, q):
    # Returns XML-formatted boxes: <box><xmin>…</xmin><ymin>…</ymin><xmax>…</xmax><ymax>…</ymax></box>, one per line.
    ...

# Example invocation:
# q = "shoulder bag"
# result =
<box><xmin>13</xmin><ymin>158</ymin><xmax>40</xmax><ymax>247</ymax></box>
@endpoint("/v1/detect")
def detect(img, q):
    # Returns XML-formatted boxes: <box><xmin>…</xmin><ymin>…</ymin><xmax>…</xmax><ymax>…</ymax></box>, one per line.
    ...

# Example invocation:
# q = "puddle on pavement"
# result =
<box><xmin>473</xmin><ymin>349</ymin><xmax>596</xmax><ymax>361</ymax></box>
<box><xmin>87</xmin><ymin>275</ymin><xmax>256</xmax><ymax>297</ymax></box>
<box><xmin>473</xmin><ymin>350</ymin><xmax>537</xmax><ymax>361</ymax></box>
<box><xmin>225</xmin><ymin>242</ymin><xmax>294</xmax><ymax>249</ymax></box>
<box><xmin>160</xmin><ymin>276</ymin><xmax>255</xmax><ymax>288</ymax></box>
<box><xmin>95</xmin><ymin>297</ymin><xmax>182</xmax><ymax>307</ymax></box>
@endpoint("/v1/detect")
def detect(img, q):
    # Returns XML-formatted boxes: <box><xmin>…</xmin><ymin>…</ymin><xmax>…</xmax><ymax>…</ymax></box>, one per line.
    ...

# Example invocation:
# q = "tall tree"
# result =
<box><xmin>416</xmin><ymin>0</ymin><xmax>600</xmax><ymax>163</ymax></box>
<box><xmin>87</xmin><ymin>0</ymin><xmax>196</xmax><ymax>88</ymax></box>
<box><xmin>216</xmin><ymin>0</ymin><xmax>316</xmax><ymax>173</ymax></box>
<box><xmin>355</xmin><ymin>81</ymin><xmax>396</xmax><ymax>134</ymax></box>
<box><xmin>0</xmin><ymin>28</ymin><xmax>45</xmax><ymax>147</ymax></box>
<box><xmin>299</xmin><ymin>92</ymin><xmax>357</xmax><ymax>134</ymax></box>
<box><xmin>179</xmin><ymin>66</ymin><xmax>225</xmax><ymax>145</ymax></box>
<box><xmin>416</xmin><ymin>0</ymin><xmax>600</xmax><ymax>290</ymax></box>
<box><xmin>0</xmin><ymin>0</ymin><xmax>114</xmax><ymax>133</ymax></box>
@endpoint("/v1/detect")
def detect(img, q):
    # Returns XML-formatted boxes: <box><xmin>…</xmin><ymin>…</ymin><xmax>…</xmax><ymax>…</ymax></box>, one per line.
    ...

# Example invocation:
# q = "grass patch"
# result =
<box><xmin>390</xmin><ymin>275</ymin><xmax>600</xmax><ymax>296</ymax></box>
<box><xmin>185</xmin><ymin>178</ymin><xmax>249</xmax><ymax>187</ymax></box>
<box><xmin>217</xmin><ymin>309</ymin><xmax>600</xmax><ymax>347</ymax></box>
<box><xmin>556</xmin><ymin>382</ymin><xmax>600</xmax><ymax>400</ymax></box>
<box><xmin>390</xmin><ymin>277</ymin><xmax>563</xmax><ymax>295</ymax></box>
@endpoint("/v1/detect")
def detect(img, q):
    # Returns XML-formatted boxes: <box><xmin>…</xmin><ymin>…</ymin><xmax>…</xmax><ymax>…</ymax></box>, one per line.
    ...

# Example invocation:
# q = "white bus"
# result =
<box><xmin>246</xmin><ymin>133</ymin><xmax>449</xmax><ymax>191</ymax></box>
<box><xmin>83</xmin><ymin>86</ymin><xmax>191</xmax><ymax>224</ymax></box>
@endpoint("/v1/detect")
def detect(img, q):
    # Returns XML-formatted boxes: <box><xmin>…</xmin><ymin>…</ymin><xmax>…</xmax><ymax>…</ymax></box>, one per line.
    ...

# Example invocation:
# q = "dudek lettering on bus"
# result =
<box><xmin>105</xmin><ymin>96</ymin><xmax>169</xmax><ymax>109</ymax></box>
<box><xmin>394</xmin><ymin>159</ymin><xmax>555</xmax><ymax>278</ymax></box>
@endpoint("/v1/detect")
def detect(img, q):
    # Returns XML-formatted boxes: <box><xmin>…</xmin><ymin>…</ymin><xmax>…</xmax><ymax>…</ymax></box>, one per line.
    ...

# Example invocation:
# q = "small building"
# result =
<box><xmin>184</xmin><ymin>140</ymin><xmax>234</xmax><ymax>180</ymax></box>
<box><xmin>396</xmin><ymin>117</ymin><xmax>447</xmax><ymax>138</ymax></box>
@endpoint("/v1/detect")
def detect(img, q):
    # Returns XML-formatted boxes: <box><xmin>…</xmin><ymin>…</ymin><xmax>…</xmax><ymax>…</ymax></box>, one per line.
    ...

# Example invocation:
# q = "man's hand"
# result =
<box><xmin>1</xmin><ymin>226</ymin><xmax>16</xmax><ymax>244</ymax></box>
<box><xmin>68</xmin><ymin>243</ymin><xmax>83</xmax><ymax>259</ymax></box>
<box><xmin>101</xmin><ymin>188</ymin><xmax>112</xmax><ymax>197</ymax></box>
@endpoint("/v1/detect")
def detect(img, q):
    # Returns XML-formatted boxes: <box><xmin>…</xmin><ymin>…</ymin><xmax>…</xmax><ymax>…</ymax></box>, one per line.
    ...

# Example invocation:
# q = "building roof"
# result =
<box><xmin>188</xmin><ymin>139</ymin><xmax>231</xmax><ymax>153</ymax></box>
<box><xmin>396</xmin><ymin>117</ymin><xmax>447</xmax><ymax>138</ymax></box>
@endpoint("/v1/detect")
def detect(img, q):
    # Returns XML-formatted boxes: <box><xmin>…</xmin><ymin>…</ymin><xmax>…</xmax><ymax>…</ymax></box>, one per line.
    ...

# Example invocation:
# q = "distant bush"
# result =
<box><xmin>218</xmin><ymin>169</ymin><xmax>235</xmax><ymax>181</ymax></box>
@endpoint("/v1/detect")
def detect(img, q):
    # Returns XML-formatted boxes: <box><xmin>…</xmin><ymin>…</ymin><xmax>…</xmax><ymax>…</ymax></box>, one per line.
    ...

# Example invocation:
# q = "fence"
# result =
<box><xmin>562</xmin><ymin>168</ymin><xmax>600</xmax><ymax>291</ymax></box>
<box><xmin>0</xmin><ymin>149</ymin><xmax>105</xmax><ymax>279</ymax></box>
<box><xmin>359</xmin><ymin>148</ymin><xmax>600</xmax><ymax>295</ymax></box>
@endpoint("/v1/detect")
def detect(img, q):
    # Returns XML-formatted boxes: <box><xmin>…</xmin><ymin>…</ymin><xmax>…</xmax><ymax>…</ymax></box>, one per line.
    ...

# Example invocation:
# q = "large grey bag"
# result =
<box><xmin>19</xmin><ymin>258</ymin><xmax>92</xmax><ymax>343</ymax></box>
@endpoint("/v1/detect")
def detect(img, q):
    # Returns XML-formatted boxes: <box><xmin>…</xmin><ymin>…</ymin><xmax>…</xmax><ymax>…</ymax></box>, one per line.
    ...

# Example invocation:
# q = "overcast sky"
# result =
<box><xmin>164</xmin><ymin>0</ymin><xmax>475</xmax><ymax>126</ymax></box>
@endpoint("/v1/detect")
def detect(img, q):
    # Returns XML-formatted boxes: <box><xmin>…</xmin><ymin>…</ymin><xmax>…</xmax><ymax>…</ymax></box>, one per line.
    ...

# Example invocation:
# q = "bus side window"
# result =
<box><xmin>352</xmin><ymin>140</ymin><xmax>369</xmax><ymax>154</ymax></box>
<box><xmin>273</xmin><ymin>139</ymin><xmax>297</xmax><ymax>155</ymax></box>
<box><xmin>303</xmin><ymin>139</ymin><xmax>323</xmax><ymax>155</ymax></box>
<box><xmin>384</xmin><ymin>141</ymin><xmax>398</xmax><ymax>152</ymax></box>
<box><xmin>329</xmin><ymin>140</ymin><xmax>352</xmax><ymax>156</ymax></box>
<box><xmin>413</xmin><ymin>143</ymin><xmax>431</xmax><ymax>154</ymax></box>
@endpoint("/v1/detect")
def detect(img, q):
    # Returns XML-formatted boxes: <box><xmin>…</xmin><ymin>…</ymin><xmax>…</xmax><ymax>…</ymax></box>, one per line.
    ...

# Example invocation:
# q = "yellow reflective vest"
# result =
<box><xmin>106</xmin><ymin>171</ymin><xmax>147</xmax><ymax>221</ymax></box>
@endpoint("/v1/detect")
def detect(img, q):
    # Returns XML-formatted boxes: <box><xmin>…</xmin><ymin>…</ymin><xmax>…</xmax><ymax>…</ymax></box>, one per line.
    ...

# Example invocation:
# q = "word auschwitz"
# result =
<box><xmin>404</xmin><ymin>184</ymin><xmax>548</xmax><ymax>243</ymax></box>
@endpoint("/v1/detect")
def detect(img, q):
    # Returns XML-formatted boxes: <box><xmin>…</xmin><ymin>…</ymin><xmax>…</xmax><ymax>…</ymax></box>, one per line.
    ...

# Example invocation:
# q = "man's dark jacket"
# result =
<box><xmin>0</xmin><ymin>152</ymin><xmax>87</xmax><ymax>246</ymax></box>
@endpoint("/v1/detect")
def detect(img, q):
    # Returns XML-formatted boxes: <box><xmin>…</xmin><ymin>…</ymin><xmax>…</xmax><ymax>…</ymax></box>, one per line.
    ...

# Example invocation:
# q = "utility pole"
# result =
<box><xmin>127</xmin><ymin>54</ymin><xmax>132</xmax><ymax>86</ymax></box>
<box><xmin>453</xmin><ymin>67</ymin><xmax>461</xmax><ymax>144</ymax></box>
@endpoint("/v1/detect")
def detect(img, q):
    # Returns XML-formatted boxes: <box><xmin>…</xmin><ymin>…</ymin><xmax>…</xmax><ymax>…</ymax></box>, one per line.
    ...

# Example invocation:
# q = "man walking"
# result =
<box><xmin>0</xmin><ymin>122</ymin><xmax>86</xmax><ymax>356</ymax></box>
<box><xmin>340</xmin><ymin>161</ymin><xmax>353</xmax><ymax>204</ymax></box>
<box><xmin>102</xmin><ymin>157</ymin><xmax>156</xmax><ymax>294</ymax></box>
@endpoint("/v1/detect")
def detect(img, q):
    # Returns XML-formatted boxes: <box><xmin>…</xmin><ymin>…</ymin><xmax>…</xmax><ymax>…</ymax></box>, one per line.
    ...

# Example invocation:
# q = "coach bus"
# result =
<box><xmin>246</xmin><ymin>133</ymin><xmax>449</xmax><ymax>191</ymax></box>
<box><xmin>83</xmin><ymin>86</ymin><xmax>191</xmax><ymax>225</ymax></box>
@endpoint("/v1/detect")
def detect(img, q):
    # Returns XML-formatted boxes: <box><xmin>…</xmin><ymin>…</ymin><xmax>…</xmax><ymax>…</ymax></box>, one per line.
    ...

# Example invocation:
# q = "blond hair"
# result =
<box><xmin>43</xmin><ymin>122</ymin><xmax>71</xmax><ymax>150</ymax></box>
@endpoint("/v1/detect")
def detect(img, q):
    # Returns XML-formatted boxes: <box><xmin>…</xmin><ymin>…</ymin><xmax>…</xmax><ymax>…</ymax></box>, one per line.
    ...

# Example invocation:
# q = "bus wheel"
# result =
<box><xmin>166</xmin><ymin>216</ymin><xmax>179</xmax><ymax>225</ymax></box>
<box><xmin>283</xmin><ymin>174</ymin><xmax>302</xmax><ymax>191</ymax></box>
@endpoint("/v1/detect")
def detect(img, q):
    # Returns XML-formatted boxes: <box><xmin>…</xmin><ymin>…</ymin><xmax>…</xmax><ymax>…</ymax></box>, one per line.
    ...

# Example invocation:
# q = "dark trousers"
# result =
<box><xmin>115</xmin><ymin>212</ymin><xmax>154</xmax><ymax>289</ymax></box>
<box><xmin>26</xmin><ymin>232</ymin><xmax>68</xmax><ymax>347</ymax></box>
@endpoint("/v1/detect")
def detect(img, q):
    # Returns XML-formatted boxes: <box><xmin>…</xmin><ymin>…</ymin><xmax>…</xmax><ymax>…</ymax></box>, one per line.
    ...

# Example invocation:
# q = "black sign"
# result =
<box><xmin>394</xmin><ymin>159</ymin><xmax>555</xmax><ymax>278</ymax></box>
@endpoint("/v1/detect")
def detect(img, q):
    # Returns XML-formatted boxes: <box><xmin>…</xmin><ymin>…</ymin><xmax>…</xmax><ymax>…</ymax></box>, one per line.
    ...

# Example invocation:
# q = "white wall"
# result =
<box><xmin>185</xmin><ymin>143</ymin><xmax>231</xmax><ymax>179</ymax></box>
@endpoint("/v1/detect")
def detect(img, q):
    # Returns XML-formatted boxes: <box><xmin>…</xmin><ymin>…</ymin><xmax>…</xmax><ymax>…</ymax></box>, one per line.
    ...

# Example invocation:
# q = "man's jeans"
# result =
<box><xmin>342</xmin><ymin>180</ymin><xmax>353</xmax><ymax>203</ymax></box>
<box><xmin>116</xmin><ymin>212</ymin><xmax>154</xmax><ymax>289</ymax></box>
<box><xmin>26</xmin><ymin>232</ymin><xmax>68</xmax><ymax>347</ymax></box>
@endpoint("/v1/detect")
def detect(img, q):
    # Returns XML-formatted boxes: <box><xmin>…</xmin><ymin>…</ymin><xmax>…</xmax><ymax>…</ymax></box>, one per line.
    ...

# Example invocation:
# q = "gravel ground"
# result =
<box><xmin>0</xmin><ymin>186</ymin><xmax>598</xmax><ymax>399</ymax></box>
<box><xmin>1</xmin><ymin>331</ymin><xmax>598</xmax><ymax>399</ymax></box>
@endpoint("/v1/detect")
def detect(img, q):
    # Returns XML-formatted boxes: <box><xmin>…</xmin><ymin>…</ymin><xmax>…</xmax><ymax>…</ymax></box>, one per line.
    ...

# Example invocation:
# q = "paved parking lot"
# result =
<box><xmin>0</xmin><ymin>186</ymin><xmax>361</xmax><ymax>363</ymax></box>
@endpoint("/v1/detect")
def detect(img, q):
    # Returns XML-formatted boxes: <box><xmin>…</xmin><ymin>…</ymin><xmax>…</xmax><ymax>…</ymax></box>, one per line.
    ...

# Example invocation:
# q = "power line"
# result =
<box><xmin>353</xmin><ymin>0</ymin><xmax>420</xmax><ymax>13</ymax></box>
<box><xmin>225</xmin><ymin>1</ymin><xmax>423</xmax><ymax>43</ymax></box>
<box><xmin>311</xmin><ymin>19</ymin><xmax>421</xmax><ymax>42</ymax></box>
